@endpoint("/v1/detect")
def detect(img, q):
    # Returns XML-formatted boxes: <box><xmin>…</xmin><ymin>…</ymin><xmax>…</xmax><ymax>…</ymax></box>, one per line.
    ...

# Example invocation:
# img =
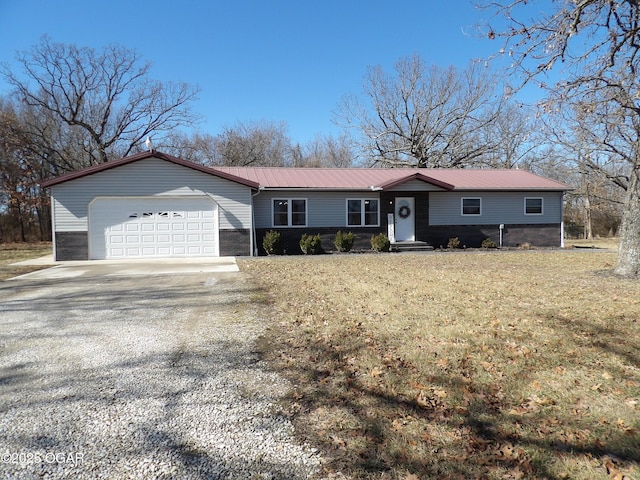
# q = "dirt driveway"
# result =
<box><xmin>0</xmin><ymin>267</ymin><xmax>321</xmax><ymax>479</ymax></box>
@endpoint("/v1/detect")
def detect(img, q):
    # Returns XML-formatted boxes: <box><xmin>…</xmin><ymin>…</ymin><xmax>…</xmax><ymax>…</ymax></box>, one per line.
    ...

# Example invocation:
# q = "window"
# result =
<box><xmin>347</xmin><ymin>199</ymin><xmax>379</xmax><ymax>226</ymax></box>
<box><xmin>462</xmin><ymin>198</ymin><xmax>481</xmax><ymax>216</ymax></box>
<box><xmin>273</xmin><ymin>198</ymin><xmax>307</xmax><ymax>227</ymax></box>
<box><xmin>525</xmin><ymin>197</ymin><xmax>543</xmax><ymax>215</ymax></box>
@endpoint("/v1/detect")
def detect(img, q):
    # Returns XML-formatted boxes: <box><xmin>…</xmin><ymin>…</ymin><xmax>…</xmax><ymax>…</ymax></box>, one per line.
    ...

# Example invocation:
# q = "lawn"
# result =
<box><xmin>0</xmin><ymin>242</ymin><xmax>52</xmax><ymax>280</ymax></box>
<box><xmin>241</xmin><ymin>251</ymin><xmax>639</xmax><ymax>480</ymax></box>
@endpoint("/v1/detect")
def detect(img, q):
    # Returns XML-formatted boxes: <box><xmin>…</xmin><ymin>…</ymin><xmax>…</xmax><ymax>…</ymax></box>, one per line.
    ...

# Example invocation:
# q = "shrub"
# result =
<box><xmin>334</xmin><ymin>231</ymin><xmax>356</xmax><ymax>252</ymax></box>
<box><xmin>263</xmin><ymin>230</ymin><xmax>281</xmax><ymax>255</ymax></box>
<box><xmin>447</xmin><ymin>237</ymin><xmax>461</xmax><ymax>249</ymax></box>
<box><xmin>300</xmin><ymin>233</ymin><xmax>322</xmax><ymax>255</ymax></box>
<box><xmin>481</xmin><ymin>238</ymin><xmax>498</xmax><ymax>249</ymax></box>
<box><xmin>370</xmin><ymin>233</ymin><xmax>390</xmax><ymax>252</ymax></box>
<box><xmin>519</xmin><ymin>242</ymin><xmax>532</xmax><ymax>250</ymax></box>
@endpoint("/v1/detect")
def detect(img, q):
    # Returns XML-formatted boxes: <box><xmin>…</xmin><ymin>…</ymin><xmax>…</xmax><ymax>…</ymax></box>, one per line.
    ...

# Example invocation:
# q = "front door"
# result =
<box><xmin>395</xmin><ymin>197</ymin><xmax>415</xmax><ymax>241</ymax></box>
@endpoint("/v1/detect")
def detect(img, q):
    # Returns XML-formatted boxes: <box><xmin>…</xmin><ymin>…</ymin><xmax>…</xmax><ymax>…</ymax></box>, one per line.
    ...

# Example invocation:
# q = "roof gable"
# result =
<box><xmin>40</xmin><ymin>151</ymin><xmax>260</xmax><ymax>189</ymax></box>
<box><xmin>377</xmin><ymin>172</ymin><xmax>454</xmax><ymax>190</ymax></box>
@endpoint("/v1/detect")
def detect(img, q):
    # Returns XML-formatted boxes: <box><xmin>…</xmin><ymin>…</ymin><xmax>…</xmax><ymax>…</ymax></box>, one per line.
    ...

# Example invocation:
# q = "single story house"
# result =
<box><xmin>40</xmin><ymin>150</ymin><xmax>573</xmax><ymax>261</ymax></box>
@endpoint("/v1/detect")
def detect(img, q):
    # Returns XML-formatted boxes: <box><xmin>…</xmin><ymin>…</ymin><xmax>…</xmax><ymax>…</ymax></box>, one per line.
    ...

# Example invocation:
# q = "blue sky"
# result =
<box><xmin>0</xmin><ymin>0</ymin><xmax>521</xmax><ymax>145</ymax></box>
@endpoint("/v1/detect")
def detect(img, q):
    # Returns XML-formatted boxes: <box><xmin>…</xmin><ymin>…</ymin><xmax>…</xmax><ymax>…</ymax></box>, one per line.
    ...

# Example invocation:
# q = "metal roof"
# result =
<box><xmin>215</xmin><ymin>167</ymin><xmax>573</xmax><ymax>191</ymax></box>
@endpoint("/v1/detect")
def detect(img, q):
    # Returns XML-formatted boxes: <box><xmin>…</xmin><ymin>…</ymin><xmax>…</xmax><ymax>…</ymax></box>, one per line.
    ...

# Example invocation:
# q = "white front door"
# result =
<box><xmin>395</xmin><ymin>197</ymin><xmax>415</xmax><ymax>241</ymax></box>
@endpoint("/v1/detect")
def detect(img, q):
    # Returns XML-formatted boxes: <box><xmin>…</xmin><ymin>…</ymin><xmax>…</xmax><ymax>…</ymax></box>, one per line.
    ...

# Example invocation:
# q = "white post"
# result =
<box><xmin>387</xmin><ymin>213</ymin><xmax>395</xmax><ymax>243</ymax></box>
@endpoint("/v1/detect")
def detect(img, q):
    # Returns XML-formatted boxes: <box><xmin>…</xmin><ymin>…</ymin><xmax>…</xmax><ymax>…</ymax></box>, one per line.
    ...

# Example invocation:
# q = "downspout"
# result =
<box><xmin>251</xmin><ymin>187</ymin><xmax>264</xmax><ymax>257</ymax></box>
<box><xmin>49</xmin><ymin>189</ymin><xmax>57</xmax><ymax>261</ymax></box>
<box><xmin>560</xmin><ymin>191</ymin><xmax>565</xmax><ymax>248</ymax></box>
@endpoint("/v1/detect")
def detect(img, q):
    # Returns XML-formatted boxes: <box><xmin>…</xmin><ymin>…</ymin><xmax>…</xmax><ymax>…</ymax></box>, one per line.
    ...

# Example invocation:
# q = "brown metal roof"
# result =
<box><xmin>40</xmin><ymin>151</ymin><xmax>260</xmax><ymax>189</ymax></box>
<box><xmin>215</xmin><ymin>167</ymin><xmax>572</xmax><ymax>191</ymax></box>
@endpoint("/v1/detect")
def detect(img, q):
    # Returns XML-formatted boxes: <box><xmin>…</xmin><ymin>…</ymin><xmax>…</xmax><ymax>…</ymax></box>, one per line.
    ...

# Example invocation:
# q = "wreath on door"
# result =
<box><xmin>398</xmin><ymin>205</ymin><xmax>411</xmax><ymax>219</ymax></box>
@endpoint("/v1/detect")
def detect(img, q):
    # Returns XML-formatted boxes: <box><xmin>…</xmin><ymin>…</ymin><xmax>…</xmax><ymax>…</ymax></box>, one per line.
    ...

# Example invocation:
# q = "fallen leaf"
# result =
<box><xmin>433</xmin><ymin>388</ymin><xmax>448</xmax><ymax>398</ymax></box>
<box><xmin>415</xmin><ymin>390</ymin><xmax>431</xmax><ymax>409</ymax></box>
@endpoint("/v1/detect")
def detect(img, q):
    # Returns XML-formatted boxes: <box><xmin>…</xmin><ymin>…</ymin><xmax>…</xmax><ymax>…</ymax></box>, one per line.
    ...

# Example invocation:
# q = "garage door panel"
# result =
<box><xmin>90</xmin><ymin>197</ymin><xmax>218</xmax><ymax>259</ymax></box>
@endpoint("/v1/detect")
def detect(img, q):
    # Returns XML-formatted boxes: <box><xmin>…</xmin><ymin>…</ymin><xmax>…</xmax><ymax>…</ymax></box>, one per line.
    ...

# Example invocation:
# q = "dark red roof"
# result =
<box><xmin>40</xmin><ymin>151</ymin><xmax>260</xmax><ymax>189</ymax></box>
<box><xmin>215</xmin><ymin>166</ymin><xmax>572</xmax><ymax>191</ymax></box>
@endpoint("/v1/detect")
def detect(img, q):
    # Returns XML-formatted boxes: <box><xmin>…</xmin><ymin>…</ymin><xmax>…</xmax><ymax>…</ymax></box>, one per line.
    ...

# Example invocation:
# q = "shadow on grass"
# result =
<box><xmin>258</xmin><ymin>311</ymin><xmax>640</xmax><ymax>479</ymax></box>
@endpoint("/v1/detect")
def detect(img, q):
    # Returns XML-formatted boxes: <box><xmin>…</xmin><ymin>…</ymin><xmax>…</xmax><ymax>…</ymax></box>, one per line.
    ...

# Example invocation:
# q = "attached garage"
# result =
<box><xmin>89</xmin><ymin>197</ymin><xmax>218</xmax><ymax>259</ymax></box>
<box><xmin>41</xmin><ymin>151</ymin><xmax>259</xmax><ymax>261</ymax></box>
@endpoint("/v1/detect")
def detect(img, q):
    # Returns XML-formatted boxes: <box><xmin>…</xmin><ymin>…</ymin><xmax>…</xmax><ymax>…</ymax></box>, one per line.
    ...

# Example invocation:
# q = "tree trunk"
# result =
<box><xmin>584</xmin><ymin>186</ymin><xmax>593</xmax><ymax>240</ymax></box>
<box><xmin>615</xmin><ymin>165</ymin><xmax>640</xmax><ymax>276</ymax></box>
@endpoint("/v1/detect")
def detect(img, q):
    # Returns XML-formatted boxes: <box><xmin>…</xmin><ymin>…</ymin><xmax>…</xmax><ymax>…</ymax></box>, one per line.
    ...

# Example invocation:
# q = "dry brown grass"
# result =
<box><xmin>0</xmin><ymin>242</ymin><xmax>52</xmax><ymax>280</ymax></box>
<box><xmin>241</xmin><ymin>251</ymin><xmax>639</xmax><ymax>480</ymax></box>
<box><xmin>567</xmin><ymin>237</ymin><xmax>619</xmax><ymax>250</ymax></box>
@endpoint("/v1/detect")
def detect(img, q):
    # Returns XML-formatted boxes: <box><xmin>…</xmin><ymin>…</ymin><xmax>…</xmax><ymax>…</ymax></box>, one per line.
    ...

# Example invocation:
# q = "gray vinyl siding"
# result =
<box><xmin>429</xmin><ymin>191</ymin><xmax>563</xmax><ymax>225</ymax></box>
<box><xmin>50</xmin><ymin>158</ymin><xmax>252</xmax><ymax>231</ymax></box>
<box><xmin>254</xmin><ymin>190</ymin><xmax>380</xmax><ymax>228</ymax></box>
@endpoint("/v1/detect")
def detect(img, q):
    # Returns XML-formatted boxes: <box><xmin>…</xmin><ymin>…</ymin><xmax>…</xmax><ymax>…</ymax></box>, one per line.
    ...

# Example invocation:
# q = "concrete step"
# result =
<box><xmin>391</xmin><ymin>241</ymin><xmax>434</xmax><ymax>252</ymax></box>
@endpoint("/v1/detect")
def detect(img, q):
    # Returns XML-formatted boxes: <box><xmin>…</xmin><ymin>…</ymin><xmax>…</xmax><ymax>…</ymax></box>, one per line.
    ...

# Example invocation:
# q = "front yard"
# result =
<box><xmin>241</xmin><ymin>250</ymin><xmax>639</xmax><ymax>479</ymax></box>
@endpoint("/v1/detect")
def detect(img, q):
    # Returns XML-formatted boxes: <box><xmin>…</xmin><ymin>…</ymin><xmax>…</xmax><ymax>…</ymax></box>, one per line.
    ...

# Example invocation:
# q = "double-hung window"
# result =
<box><xmin>525</xmin><ymin>197</ymin><xmax>543</xmax><ymax>215</ymax></box>
<box><xmin>347</xmin><ymin>199</ymin><xmax>379</xmax><ymax>226</ymax></box>
<box><xmin>273</xmin><ymin>199</ymin><xmax>307</xmax><ymax>227</ymax></box>
<box><xmin>461</xmin><ymin>197</ymin><xmax>481</xmax><ymax>216</ymax></box>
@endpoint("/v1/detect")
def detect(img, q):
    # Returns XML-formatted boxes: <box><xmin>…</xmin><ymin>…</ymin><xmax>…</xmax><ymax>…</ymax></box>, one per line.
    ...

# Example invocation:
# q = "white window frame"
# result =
<box><xmin>272</xmin><ymin>198</ymin><xmax>307</xmax><ymax>227</ymax></box>
<box><xmin>346</xmin><ymin>198</ymin><xmax>380</xmax><ymax>227</ymax></box>
<box><xmin>461</xmin><ymin>197</ymin><xmax>482</xmax><ymax>216</ymax></box>
<box><xmin>525</xmin><ymin>197</ymin><xmax>544</xmax><ymax>215</ymax></box>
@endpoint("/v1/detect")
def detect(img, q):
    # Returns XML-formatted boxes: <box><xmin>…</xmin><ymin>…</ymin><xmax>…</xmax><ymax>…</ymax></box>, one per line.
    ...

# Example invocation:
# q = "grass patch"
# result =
<box><xmin>240</xmin><ymin>252</ymin><xmax>639</xmax><ymax>480</ymax></box>
<box><xmin>0</xmin><ymin>242</ymin><xmax>52</xmax><ymax>280</ymax></box>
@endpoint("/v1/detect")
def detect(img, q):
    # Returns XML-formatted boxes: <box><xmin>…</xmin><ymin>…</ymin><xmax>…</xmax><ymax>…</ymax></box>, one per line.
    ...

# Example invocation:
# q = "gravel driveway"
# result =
<box><xmin>0</xmin><ymin>269</ymin><xmax>321</xmax><ymax>479</ymax></box>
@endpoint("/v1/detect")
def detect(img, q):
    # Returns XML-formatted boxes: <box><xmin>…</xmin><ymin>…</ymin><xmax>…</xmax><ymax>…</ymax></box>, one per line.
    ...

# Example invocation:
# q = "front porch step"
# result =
<box><xmin>391</xmin><ymin>241</ymin><xmax>434</xmax><ymax>252</ymax></box>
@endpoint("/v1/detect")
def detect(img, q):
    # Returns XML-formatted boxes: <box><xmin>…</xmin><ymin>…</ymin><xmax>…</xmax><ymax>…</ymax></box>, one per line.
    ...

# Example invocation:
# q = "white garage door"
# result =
<box><xmin>89</xmin><ymin>197</ymin><xmax>218</xmax><ymax>259</ymax></box>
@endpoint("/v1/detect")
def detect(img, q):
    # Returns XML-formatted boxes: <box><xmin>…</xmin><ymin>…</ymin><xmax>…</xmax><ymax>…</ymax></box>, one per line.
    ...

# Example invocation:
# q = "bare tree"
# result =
<box><xmin>302</xmin><ymin>134</ymin><xmax>355</xmax><ymax>167</ymax></box>
<box><xmin>480</xmin><ymin>0</ymin><xmax>640</xmax><ymax>276</ymax></box>
<box><xmin>1</xmin><ymin>36</ymin><xmax>200</xmax><ymax>171</ymax></box>
<box><xmin>480</xmin><ymin>102</ymin><xmax>540</xmax><ymax>168</ymax></box>
<box><xmin>209</xmin><ymin>120</ymin><xmax>293</xmax><ymax>167</ymax></box>
<box><xmin>336</xmin><ymin>54</ymin><xmax>504</xmax><ymax>168</ymax></box>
